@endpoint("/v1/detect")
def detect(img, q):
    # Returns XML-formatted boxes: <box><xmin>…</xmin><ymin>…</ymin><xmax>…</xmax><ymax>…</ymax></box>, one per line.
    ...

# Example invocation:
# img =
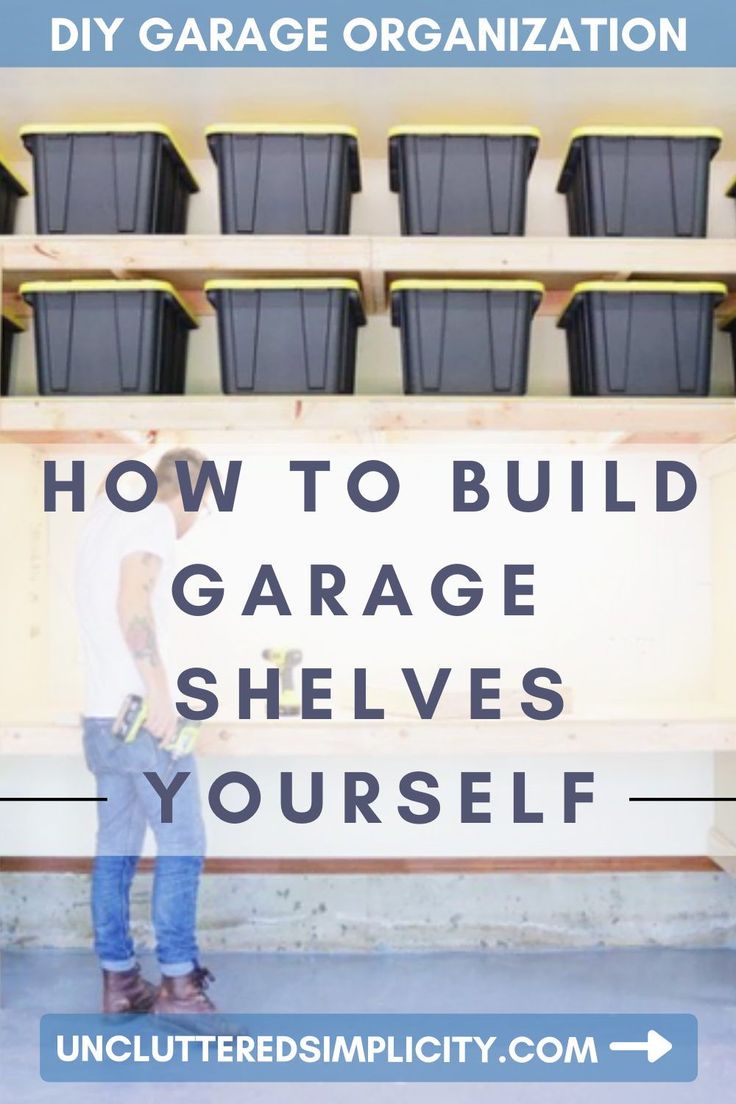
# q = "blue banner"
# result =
<box><xmin>1</xmin><ymin>2</ymin><xmax>734</xmax><ymax>67</ymax></box>
<box><xmin>40</xmin><ymin>1013</ymin><xmax>698</xmax><ymax>1082</ymax></box>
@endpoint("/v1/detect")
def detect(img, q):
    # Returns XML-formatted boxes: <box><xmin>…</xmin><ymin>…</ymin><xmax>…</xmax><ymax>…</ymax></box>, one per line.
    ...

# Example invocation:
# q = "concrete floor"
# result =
<box><xmin>1</xmin><ymin>948</ymin><xmax>735</xmax><ymax>1103</ymax></box>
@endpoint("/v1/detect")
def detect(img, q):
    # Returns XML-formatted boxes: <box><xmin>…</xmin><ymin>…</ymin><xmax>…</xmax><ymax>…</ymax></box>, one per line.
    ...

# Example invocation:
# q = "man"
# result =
<box><xmin>76</xmin><ymin>448</ymin><xmax>215</xmax><ymax>1014</ymax></box>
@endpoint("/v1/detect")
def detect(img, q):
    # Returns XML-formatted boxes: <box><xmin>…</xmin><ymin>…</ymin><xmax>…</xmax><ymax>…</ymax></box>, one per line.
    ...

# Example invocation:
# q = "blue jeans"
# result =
<box><xmin>83</xmin><ymin>717</ymin><xmax>206</xmax><ymax>977</ymax></box>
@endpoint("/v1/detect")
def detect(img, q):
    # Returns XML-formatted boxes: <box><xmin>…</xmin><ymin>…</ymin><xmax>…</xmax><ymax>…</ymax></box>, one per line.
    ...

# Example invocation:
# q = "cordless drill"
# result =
<box><xmin>112</xmin><ymin>694</ymin><xmax>201</xmax><ymax>759</ymax></box>
<box><xmin>261</xmin><ymin>647</ymin><xmax>303</xmax><ymax>716</ymax></box>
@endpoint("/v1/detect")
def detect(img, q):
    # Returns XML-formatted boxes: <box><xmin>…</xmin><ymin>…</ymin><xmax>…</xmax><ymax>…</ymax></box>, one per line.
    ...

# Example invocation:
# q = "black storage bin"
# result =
<box><xmin>558</xmin><ymin>281</ymin><xmax>726</xmax><ymax>397</ymax></box>
<box><xmin>20</xmin><ymin>280</ymin><xmax>197</xmax><ymax>395</ymax></box>
<box><xmin>389</xmin><ymin>126</ymin><xmax>540</xmax><ymax>236</ymax></box>
<box><xmin>557</xmin><ymin>126</ymin><xmax>721</xmax><ymax>238</ymax></box>
<box><xmin>206</xmin><ymin>125</ymin><xmax>361</xmax><ymax>234</ymax></box>
<box><xmin>720</xmin><ymin>306</ymin><xmax>736</xmax><ymax>381</ymax></box>
<box><xmin>728</xmin><ymin>175</ymin><xmax>736</xmax><ymax>223</ymax></box>
<box><xmin>390</xmin><ymin>279</ymin><xmax>543</xmax><ymax>395</ymax></box>
<box><xmin>0</xmin><ymin>159</ymin><xmax>28</xmax><ymax>234</ymax></box>
<box><xmin>206</xmin><ymin>279</ymin><xmax>365</xmax><ymax>394</ymax></box>
<box><xmin>1</xmin><ymin>311</ymin><xmax>24</xmax><ymax>395</ymax></box>
<box><xmin>20</xmin><ymin>124</ymin><xmax>198</xmax><ymax>234</ymax></box>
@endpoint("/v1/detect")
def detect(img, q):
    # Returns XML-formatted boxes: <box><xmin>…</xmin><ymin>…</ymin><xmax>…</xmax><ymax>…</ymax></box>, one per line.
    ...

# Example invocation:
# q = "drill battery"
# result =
<box><xmin>112</xmin><ymin>693</ymin><xmax>200</xmax><ymax>759</ymax></box>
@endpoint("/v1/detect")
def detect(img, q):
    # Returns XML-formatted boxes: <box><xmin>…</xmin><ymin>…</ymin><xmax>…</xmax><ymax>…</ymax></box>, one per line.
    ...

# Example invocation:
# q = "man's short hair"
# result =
<box><xmin>154</xmin><ymin>448</ymin><xmax>208</xmax><ymax>501</ymax></box>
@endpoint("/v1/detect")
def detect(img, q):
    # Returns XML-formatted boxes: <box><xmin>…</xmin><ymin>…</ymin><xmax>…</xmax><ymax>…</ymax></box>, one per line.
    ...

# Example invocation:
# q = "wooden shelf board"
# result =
<box><xmin>0</xmin><ymin>235</ymin><xmax>371</xmax><ymax>283</ymax></box>
<box><xmin>375</xmin><ymin>236</ymin><xmax>736</xmax><ymax>306</ymax></box>
<box><xmin>0</xmin><ymin>235</ymin><xmax>380</xmax><ymax>311</ymax></box>
<box><xmin>3</xmin><ymin>236</ymin><xmax>736</xmax><ymax>314</ymax></box>
<box><xmin>1</xmin><ymin>395</ymin><xmax>736</xmax><ymax>445</ymax></box>
<box><xmin>2</xmin><ymin>718</ymin><xmax>735</xmax><ymax>757</ymax></box>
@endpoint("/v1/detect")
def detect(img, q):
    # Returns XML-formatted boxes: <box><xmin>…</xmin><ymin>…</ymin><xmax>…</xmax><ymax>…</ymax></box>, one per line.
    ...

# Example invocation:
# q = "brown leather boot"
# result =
<box><xmin>153</xmin><ymin>966</ymin><xmax>217</xmax><ymax>1014</ymax></box>
<box><xmin>102</xmin><ymin>967</ymin><xmax>157</xmax><ymax>1013</ymax></box>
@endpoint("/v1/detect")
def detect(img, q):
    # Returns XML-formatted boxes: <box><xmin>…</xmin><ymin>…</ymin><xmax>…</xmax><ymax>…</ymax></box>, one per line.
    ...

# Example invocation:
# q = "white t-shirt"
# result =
<box><xmin>75</xmin><ymin>496</ymin><xmax>177</xmax><ymax>717</ymax></box>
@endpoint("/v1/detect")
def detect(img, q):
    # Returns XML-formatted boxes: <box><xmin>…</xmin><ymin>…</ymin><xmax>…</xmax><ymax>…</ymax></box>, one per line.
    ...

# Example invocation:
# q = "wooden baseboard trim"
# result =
<box><xmin>0</xmin><ymin>856</ymin><xmax>719</xmax><ymax>875</ymax></box>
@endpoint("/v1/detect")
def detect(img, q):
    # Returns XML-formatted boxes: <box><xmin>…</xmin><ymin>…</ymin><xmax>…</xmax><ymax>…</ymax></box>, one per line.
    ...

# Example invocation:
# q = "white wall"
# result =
<box><xmin>1</xmin><ymin>67</ymin><xmax>736</xmax><ymax>159</ymax></box>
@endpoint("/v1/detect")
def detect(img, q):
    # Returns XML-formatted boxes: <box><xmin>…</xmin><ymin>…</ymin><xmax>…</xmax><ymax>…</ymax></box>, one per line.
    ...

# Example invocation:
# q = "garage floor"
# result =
<box><xmin>1</xmin><ymin>948</ymin><xmax>734</xmax><ymax>1102</ymax></box>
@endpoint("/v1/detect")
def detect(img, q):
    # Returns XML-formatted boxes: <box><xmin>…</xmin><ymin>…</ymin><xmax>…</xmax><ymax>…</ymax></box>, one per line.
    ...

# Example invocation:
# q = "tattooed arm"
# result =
<box><xmin>118</xmin><ymin>551</ymin><xmax>178</xmax><ymax>743</ymax></box>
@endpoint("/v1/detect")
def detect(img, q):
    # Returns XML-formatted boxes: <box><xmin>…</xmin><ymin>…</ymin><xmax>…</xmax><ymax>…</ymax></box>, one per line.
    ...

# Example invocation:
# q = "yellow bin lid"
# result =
<box><xmin>567</xmin><ymin>125</ymin><xmax>723</xmax><ymax>142</ymax></box>
<box><xmin>19</xmin><ymin>123</ymin><xmax>198</xmax><ymax>189</ymax></box>
<box><xmin>205</xmin><ymin>278</ymin><xmax>362</xmax><ymax>296</ymax></box>
<box><xmin>206</xmin><ymin>123</ymin><xmax>358</xmax><ymax>139</ymax></box>
<box><xmin>20</xmin><ymin>279</ymin><xmax>198</xmax><ymax>327</ymax></box>
<box><xmin>390</xmin><ymin>278</ymin><xmax>545</xmax><ymax>295</ymax></box>
<box><xmin>389</xmin><ymin>125</ymin><xmax>541</xmax><ymax>139</ymax></box>
<box><xmin>559</xmin><ymin>280</ymin><xmax>728</xmax><ymax>325</ymax></box>
<box><xmin>2</xmin><ymin>307</ymin><xmax>25</xmax><ymax>331</ymax></box>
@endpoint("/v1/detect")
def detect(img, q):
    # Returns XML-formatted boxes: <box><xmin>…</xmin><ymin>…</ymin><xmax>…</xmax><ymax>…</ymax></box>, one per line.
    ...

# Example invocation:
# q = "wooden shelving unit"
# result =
<box><xmin>2</xmin><ymin>394</ymin><xmax>736</xmax><ymax>445</ymax></box>
<box><xmin>0</xmin><ymin>69</ymin><xmax>733</xmax><ymax>889</ymax></box>
<box><xmin>1</xmin><ymin>234</ymin><xmax>735</xmax><ymax>443</ymax></box>
<box><xmin>2</xmin><ymin>229</ymin><xmax>735</xmax><ymax>873</ymax></box>
<box><xmin>2</xmin><ymin>717</ymin><xmax>735</xmax><ymax>757</ymax></box>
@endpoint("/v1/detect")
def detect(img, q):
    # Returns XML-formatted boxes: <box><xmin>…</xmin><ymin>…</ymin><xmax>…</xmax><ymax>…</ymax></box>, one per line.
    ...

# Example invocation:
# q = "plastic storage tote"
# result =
<box><xmin>558</xmin><ymin>281</ymin><xmax>726</xmax><ymax>396</ymax></box>
<box><xmin>1</xmin><ymin>310</ymin><xmax>24</xmax><ymax>395</ymax></box>
<box><xmin>206</xmin><ymin>124</ymin><xmax>361</xmax><ymax>234</ymax></box>
<box><xmin>206</xmin><ymin>278</ymin><xmax>365</xmax><ymax>394</ymax></box>
<box><xmin>728</xmin><ymin>176</ymin><xmax>736</xmax><ymax>221</ymax></box>
<box><xmin>390</xmin><ymin>279</ymin><xmax>544</xmax><ymax>395</ymax></box>
<box><xmin>557</xmin><ymin>126</ymin><xmax>722</xmax><ymax>237</ymax></box>
<box><xmin>0</xmin><ymin>159</ymin><xmax>28</xmax><ymax>234</ymax></box>
<box><xmin>389</xmin><ymin>125</ymin><xmax>540</xmax><ymax>236</ymax></box>
<box><xmin>721</xmin><ymin>305</ymin><xmax>736</xmax><ymax>382</ymax></box>
<box><xmin>20</xmin><ymin>280</ymin><xmax>197</xmax><ymax>395</ymax></box>
<box><xmin>20</xmin><ymin>124</ymin><xmax>198</xmax><ymax>234</ymax></box>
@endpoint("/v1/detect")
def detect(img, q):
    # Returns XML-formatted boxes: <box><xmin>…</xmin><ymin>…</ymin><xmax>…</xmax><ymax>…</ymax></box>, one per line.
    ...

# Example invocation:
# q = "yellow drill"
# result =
<box><xmin>112</xmin><ymin>694</ymin><xmax>201</xmax><ymax>758</ymax></box>
<box><xmin>262</xmin><ymin>647</ymin><xmax>302</xmax><ymax>716</ymax></box>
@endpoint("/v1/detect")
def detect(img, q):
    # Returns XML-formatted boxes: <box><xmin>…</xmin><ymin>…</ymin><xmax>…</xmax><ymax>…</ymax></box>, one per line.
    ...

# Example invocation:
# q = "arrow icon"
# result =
<box><xmin>610</xmin><ymin>1030</ymin><xmax>673</xmax><ymax>1063</ymax></box>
